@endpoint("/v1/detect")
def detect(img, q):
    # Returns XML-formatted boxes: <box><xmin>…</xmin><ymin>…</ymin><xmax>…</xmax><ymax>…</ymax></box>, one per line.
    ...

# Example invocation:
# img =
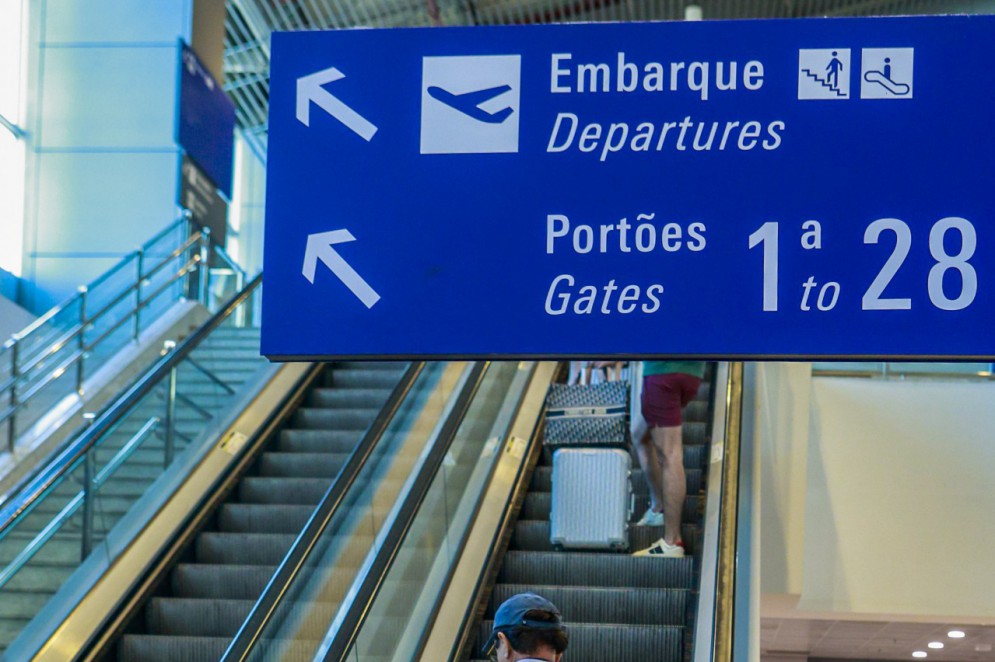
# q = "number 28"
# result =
<box><xmin>863</xmin><ymin>217</ymin><xmax>977</xmax><ymax>311</ymax></box>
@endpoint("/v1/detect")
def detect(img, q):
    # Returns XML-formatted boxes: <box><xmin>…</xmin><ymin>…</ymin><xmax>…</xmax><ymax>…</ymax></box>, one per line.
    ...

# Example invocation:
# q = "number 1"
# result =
<box><xmin>749</xmin><ymin>222</ymin><xmax>779</xmax><ymax>312</ymax></box>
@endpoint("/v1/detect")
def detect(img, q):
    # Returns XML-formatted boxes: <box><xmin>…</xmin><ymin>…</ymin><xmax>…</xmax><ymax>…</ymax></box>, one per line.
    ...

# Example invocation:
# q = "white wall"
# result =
<box><xmin>759</xmin><ymin>365</ymin><xmax>995</xmax><ymax>621</ymax></box>
<box><xmin>757</xmin><ymin>362</ymin><xmax>813</xmax><ymax>598</ymax></box>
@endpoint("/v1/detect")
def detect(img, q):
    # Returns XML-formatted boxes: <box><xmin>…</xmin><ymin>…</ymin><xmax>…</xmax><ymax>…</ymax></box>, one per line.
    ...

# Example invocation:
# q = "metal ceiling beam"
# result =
<box><xmin>228</xmin><ymin>0</ymin><xmax>273</xmax><ymax>58</ymax></box>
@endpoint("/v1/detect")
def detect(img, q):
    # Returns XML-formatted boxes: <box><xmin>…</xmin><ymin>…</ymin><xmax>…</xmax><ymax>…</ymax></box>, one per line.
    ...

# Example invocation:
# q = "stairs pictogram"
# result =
<box><xmin>801</xmin><ymin>68</ymin><xmax>847</xmax><ymax>97</ymax></box>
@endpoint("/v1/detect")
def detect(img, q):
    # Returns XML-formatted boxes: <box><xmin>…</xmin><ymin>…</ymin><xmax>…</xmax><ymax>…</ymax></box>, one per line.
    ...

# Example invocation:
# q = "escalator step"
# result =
<box><xmin>276</xmin><ymin>429</ymin><xmax>362</xmax><ymax>453</ymax></box>
<box><xmin>118</xmin><ymin>635</ymin><xmax>231</xmax><ymax>662</ymax></box>
<box><xmin>238</xmin><ymin>477</ymin><xmax>332</xmax><ymax>505</ymax></box>
<box><xmin>685</xmin><ymin>444</ymin><xmax>707</xmax><ymax>470</ymax></box>
<box><xmin>498</xmin><ymin>551</ymin><xmax>693</xmax><ymax>589</ymax></box>
<box><xmin>631</xmin><ymin>468</ymin><xmax>704</xmax><ymax>495</ymax></box>
<box><xmin>490</xmin><ymin>584</ymin><xmax>688</xmax><ymax>626</ymax></box>
<box><xmin>291</xmin><ymin>407</ymin><xmax>380</xmax><ymax>431</ymax></box>
<box><xmin>324</xmin><ymin>370</ymin><xmax>404</xmax><ymax>389</ymax></box>
<box><xmin>145</xmin><ymin>598</ymin><xmax>253</xmax><ymax>638</ymax></box>
<box><xmin>683</xmin><ymin>422</ymin><xmax>708</xmax><ymax>446</ymax></box>
<box><xmin>476</xmin><ymin>620</ymin><xmax>683</xmax><ymax>662</ymax></box>
<box><xmin>195</xmin><ymin>533</ymin><xmax>297</xmax><ymax>565</ymax></box>
<box><xmin>684</xmin><ymin>399</ymin><xmax>709</xmax><ymax>423</ymax></box>
<box><xmin>307</xmin><ymin>387</ymin><xmax>392</xmax><ymax>409</ymax></box>
<box><xmin>257</xmin><ymin>451</ymin><xmax>349</xmax><ymax>478</ymax></box>
<box><xmin>510</xmin><ymin>520</ymin><xmax>701</xmax><ymax>556</ymax></box>
<box><xmin>217</xmin><ymin>503</ymin><xmax>316</xmax><ymax>534</ymax></box>
<box><xmin>521</xmin><ymin>492</ymin><xmax>701</xmax><ymax>524</ymax></box>
<box><xmin>329</xmin><ymin>361</ymin><xmax>408</xmax><ymax>372</ymax></box>
<box><xmin>171</xmin><ymin>564</ymin><xmax>276</xmax><ymax>600</ymax></box>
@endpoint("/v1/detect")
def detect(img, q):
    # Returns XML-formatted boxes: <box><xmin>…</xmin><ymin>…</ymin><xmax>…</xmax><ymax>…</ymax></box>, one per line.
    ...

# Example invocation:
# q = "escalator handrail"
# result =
<box><xmin>314</xmin><ymin>361</ymin><xmax>490</xmax><ymax>662</ymax></box>
<box><xmin>222</xmin><ymin>359</ymin><xmax>427</xmax><ymax>662</ymax></box>
<box><xmin>0</xmin><ymin>273</ymin><xmax>263</xmax><ymax>539</ymax></box>
<box><xmin>421</xmin><ymin>361</ymin><xmax>560</xmax><ymax>662</ymax></box>
<box><xmin>691</xmin><ymin>361</ymin><xmax>744</xmax><ymax>662</ymax></box>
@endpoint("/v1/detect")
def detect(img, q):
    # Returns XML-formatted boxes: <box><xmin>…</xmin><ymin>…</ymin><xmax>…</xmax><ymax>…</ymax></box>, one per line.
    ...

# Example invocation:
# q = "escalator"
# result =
<box><xmin>115</xmin><ymin>361</ymin><xmax>408</xmax><ymax>660</ymax></box>
<box><xmin>200</xmin><ymin>360</ymin><xmax>732</xmax><ymax>662</ymax></box>
<box><xmin>3</xmin><ymin>352</ymin><xmax>734</xmax><ymax>662</ymax></box>
<box><xmin>465</xmin><ymin>370</ymin><xmax>713</xmax><ymax>661</ymax></box>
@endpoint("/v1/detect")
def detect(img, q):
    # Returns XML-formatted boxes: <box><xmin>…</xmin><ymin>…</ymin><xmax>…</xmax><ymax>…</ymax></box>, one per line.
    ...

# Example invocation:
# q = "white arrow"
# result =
<box><xmin>302</xmin><ymin>230</ymin><xmax>381</xmax><ymax>309</ymax></box>
<box><xmin>296</xmin><ymin>66</ymin><xmax>378</xmax><ymax>141</ymax></box>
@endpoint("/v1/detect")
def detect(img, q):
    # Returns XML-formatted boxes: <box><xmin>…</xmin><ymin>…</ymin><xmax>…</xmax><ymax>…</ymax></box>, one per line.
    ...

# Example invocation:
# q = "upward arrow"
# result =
<box><xmin>302</xmin><ymin>230</ymin><xmax>381</xmax><ymax>309</ymax></box>
<box><xmin>296</xmin><ymin>66</ymin><xmax>378</xmax><ymax>141</ymax></box>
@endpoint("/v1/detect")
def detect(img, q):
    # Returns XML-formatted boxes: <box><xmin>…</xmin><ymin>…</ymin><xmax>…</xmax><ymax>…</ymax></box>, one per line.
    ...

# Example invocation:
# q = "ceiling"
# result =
<box><xmin>221</xmin><ymin>0</ymin><xmax>983</xmax><ymax>152</ymax></box>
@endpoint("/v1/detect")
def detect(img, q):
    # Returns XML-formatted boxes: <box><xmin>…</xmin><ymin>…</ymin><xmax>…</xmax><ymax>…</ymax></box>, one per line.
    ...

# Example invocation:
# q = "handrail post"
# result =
<box><xmin>235</xmin><ymin>269</ymin><xmax>246</xmax><ymax>327</ymax></box>
<box><xmin>134</xmin><ymin>248</ymin><xmax>144</xmax><ymax>340</ymax></box>
<box><xmin>198</xmin><ymin>226</ymin><xmax>211</xmax><ymax>308</ymax></box>
<box><xmin>76</xmin><ymin>286</ymin><xmax>87</xmax><ymax>396</ymax></box>
<box><xmin>7</xmin><ymin>340</ymin><xmax>19</xmax><ymax>452</ymax></box>
<box><xmin>163</xmin><ymin>340</ymin><xmax>177</xmax><ymax>469</ymax></box>
<box><xmin>181</xmin><ymin>208</ymin><xmax>193</xmax><ymax>237</ymax></box>
<box><xmin>80</xmin><ymin>412</ymin><xmax>96</xmax><ymax>562</ymax></box>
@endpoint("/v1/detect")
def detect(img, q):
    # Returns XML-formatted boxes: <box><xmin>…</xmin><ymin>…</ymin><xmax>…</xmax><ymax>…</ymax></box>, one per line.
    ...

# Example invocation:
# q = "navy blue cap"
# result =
<box><xmin>482</xmin><ymin>593</ymin><xmax>564</xmax><ymax>655</ymax></box>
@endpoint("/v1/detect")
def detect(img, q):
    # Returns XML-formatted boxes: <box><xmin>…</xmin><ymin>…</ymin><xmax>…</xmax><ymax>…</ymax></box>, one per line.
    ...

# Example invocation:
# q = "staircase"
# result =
<box><xmin>468</xmin><ymin>373</ymin><xmax>713</xmax><ymax>661</ymax></box>
<box><xmin>800</xmin><ymin>68</ymin><xmax>847</xmax><ymax>96</ymax></box>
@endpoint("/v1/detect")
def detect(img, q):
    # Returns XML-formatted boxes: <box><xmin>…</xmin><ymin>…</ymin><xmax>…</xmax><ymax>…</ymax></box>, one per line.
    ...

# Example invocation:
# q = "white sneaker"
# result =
<box><xmin>633</xmin><ymin>538</ymin><xmax>685</xmax><ymax>558</ymax></box>
<box><xmin>635</xmin><ymin>509</ymin><xmax>664</xmax><ymax>527</ymax></box>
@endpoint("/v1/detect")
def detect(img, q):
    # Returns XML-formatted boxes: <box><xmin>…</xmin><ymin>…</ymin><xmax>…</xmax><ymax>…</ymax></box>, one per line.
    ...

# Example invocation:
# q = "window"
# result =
<box><xmin>0</xmin><ymin>0</ymin><xmax>27</xmax><ymax>276</ymax></box>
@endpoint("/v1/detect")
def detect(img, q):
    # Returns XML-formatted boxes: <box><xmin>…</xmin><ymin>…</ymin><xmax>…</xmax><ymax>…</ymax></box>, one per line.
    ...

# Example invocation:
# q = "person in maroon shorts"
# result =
<box><xmin>633</xmin><ymin>361</ymin><xmax>705</xmax><ymax>558</ymax></box>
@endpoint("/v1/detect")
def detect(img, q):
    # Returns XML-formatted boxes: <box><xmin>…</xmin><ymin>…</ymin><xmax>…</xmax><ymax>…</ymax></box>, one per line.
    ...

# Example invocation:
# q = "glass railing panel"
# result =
<box><xmin>83</xmin><ymin>254</ymin><xmax>142</xmax><ymax>384</ymax></box>
<box><xmin>242</xmin><ymin>361</ymin><xmax>467</xmax><ymax>662</ymax></box>
<box><xmin>0</xmin><ymin>282</ymin><xmax>266</xmax><ymax>652</ymax></box>
<box><xmin>13</xmin><ymin>296</ymin><xmax>83</xmax><ymax>363</ymax></box>
<box><xmin>0</xmin><ymin>448</ymin><xmax>90</xmax><ymax>649</ymax></box>
<box><xmin>84</xmin><ymin>252</ymin><xmax>139</xmax><ymax>329</ymax></box>
<box><xmin>347</xmin><ymin>361</ymin><xmax>531</xmax><ymax>661</ymax></box>
<box><xmin>2</xmin><ymin>341</ymin><xmax>81</xmax><ymax>448</ymax></box>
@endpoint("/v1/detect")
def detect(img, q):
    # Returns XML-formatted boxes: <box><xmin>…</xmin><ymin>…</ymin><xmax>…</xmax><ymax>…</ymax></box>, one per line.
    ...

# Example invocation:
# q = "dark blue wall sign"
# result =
<box><xmin>262</xmin><ymin>16</ymin><xmax>995</xmax><ymax>360</ymax></box>
<box><xmin>177</xmin><ymin>41</ymin><xmax>235</xmax><ymax>198</ymax></box>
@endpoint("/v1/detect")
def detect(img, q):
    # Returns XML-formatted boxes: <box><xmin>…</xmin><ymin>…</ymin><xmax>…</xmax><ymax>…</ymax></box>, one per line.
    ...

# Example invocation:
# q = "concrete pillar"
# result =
<box><xmin>20</xmin><ymin>0</ymin><xmax>194</xmax><ymax>312</ymax></box>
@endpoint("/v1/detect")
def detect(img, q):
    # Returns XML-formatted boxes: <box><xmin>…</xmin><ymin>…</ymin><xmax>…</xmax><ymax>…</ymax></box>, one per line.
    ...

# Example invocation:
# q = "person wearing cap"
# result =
<box><xmin>482</xmin><ymin>592</ymin><xmax>568</xmax><ymax>662</ymax></box>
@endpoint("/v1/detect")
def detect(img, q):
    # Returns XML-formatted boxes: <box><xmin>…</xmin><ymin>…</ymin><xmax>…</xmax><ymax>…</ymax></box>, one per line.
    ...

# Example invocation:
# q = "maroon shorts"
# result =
<box><xmin>641</xmin><ymin>373</ymin><xmax>702</xmax><ymax>427</ymax></box>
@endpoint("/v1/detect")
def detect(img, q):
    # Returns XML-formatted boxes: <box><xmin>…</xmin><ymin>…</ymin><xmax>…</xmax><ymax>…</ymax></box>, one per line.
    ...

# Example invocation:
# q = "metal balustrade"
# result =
<box><xmin>0</xmin><ymin>277</ymin><xmax>267</xmax><ymax>653</ymax></box>
<box><xmin>0</xmin><ymin>215</ymin><xmax>247</xmax><ymax>454</ymax></box>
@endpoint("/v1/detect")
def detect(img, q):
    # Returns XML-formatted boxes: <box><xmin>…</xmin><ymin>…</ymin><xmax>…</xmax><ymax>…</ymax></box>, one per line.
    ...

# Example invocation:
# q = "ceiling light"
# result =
<box><xmin>928</xmin><ymin>642</ymin><xmax>944</xmax><ymax>649</ymax></box>
<box><xmin>948</xmin><ymin>630</ymin><xmax>966</xmax><ymax>639</ymax></box>
<box><xmin>912</xmin><ymin>653</ymin><xmax>927</xmax><ymax>659</ymax></box>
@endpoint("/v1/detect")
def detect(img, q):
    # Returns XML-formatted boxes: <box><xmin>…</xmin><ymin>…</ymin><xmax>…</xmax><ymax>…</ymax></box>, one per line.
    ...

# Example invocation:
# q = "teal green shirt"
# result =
<box><xmin>643</xmin><ymin>361</ymin><xmax>706</xmax><ymax>378</ymax></box>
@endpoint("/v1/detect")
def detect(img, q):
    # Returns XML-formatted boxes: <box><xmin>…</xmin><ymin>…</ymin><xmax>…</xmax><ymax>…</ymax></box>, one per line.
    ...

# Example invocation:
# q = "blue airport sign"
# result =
<box><xmin>262</xmin><ymin>16</ymin><xmax>995</xmax><ymax>359</ymax></box>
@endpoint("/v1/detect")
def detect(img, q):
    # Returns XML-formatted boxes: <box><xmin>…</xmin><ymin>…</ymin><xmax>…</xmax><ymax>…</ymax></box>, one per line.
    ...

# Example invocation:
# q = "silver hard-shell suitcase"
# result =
<box><xmin>550</xmin><ymin>448</ymin><xmax>632</xmax><ymax>551</ymax></box>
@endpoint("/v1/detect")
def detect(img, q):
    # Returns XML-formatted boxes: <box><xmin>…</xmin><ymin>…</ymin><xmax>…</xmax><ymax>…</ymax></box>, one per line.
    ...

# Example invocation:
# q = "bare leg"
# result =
<box><xmin>651</xmin><ymin>425</ymin><xmax>686</xmax><ymax>545</ymax></box>
<box><xmin>633</xmin><ymin>427</ymin><xmax>664</xmax><ymax>512</ymax></box>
